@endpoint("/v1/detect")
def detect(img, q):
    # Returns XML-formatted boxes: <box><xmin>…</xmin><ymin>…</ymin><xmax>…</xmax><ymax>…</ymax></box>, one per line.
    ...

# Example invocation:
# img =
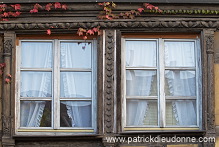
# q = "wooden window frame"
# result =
<box><xmin>121</xmin><ymin>37</ymin><xmax>202</xmax><ymax>131</ymax></box>
<box><xmin>15</xmin><ymin>39</ymin><xmax>97</xmax><ymax>135</ymax></box>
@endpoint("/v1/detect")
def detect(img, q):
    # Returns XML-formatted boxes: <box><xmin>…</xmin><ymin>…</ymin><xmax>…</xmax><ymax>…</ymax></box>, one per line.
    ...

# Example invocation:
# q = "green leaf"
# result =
<box><xmin>171</xmin><ymin>10</ymin><xmax>175</xmax><ymax>14</ymax></box>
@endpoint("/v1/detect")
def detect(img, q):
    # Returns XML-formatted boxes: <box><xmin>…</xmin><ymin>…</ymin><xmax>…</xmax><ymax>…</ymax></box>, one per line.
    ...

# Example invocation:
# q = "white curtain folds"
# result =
<box><xmin>126</xmin><ymin>41</ymin><xmax>157</xmax><ymax>126</ymax></box>
<box><xmin>20</xmin><ymin>42</ymin><xmax>52</xmax><ymax>127</ymax></box>
<box><xmin>165</xmin><ymin>41</ymin><xmax>197</xmax><ymax>126</ymax></box>
<box><xmin>60</xmin><ymin>42</ymin><xmax>92</xmax><ymax>127</ymax></box>
<box><xmin>60</xmin><ymin>101</ymin><xmax>91</xmax><ymax>127</ymax></box>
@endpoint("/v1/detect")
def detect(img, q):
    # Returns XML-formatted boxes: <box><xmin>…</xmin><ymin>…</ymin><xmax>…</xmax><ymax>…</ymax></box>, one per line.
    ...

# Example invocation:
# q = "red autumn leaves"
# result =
<box><xmin>0</xmin><ymin>2</ymin><xmax>162</xmax><ymax>40</ymax></box>
<box><xmin>0</xmin><ymin>4</ymin><xmax>21</xmax><ymax>21</ymax></box>
<box><xmin>30</xmin><ymin>2</ymin><xmax>67</xmax><ymax>13</ymax></box>
<box><xmin>5</xmin><ymin>74</ymin><xmax>12</xmax><ymax>84</ymax></box>
<box><xmin>77</xmin><ymin>27</ymin><xmax>101</xmax><ymax>40</ymax></box>
<box><xmin>0</xmin><ymin>63</ymin><xmax>11</xmax><ymax>84</ymax></box>
<box><xmin>98</xmin><ymin>2</ymin><xmax>162</xmax><ymax>20</ymax></box>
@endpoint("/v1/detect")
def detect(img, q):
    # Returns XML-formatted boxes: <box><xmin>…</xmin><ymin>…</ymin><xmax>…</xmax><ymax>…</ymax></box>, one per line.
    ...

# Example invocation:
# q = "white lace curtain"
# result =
<box><xmin>20</xmin><ymin>42</ymin><xmax>52</xmax><ymax>127</ymax></box>
<box><xmin>126</xmin><ymin>41</ymin><xmax>157</xmax><ymax>126</ymax></box>
<box><xmin>60</xmin><ymin>42</ymin><xmax>92</xmax><ymax>127</ymax></box>
<box><xmin>126</xmin><ymin>40</ymin><xmax>197</xmax><ymax>126</ymax></box>
<box><xmin>20</xmin><ymin>42</ymin><xmax>92</xmax><ymax>127</ymax></box>
<box><xmin>165</xmin><ymin>41</ymin><xmax>197</xmax><ymax>126</ymax></box>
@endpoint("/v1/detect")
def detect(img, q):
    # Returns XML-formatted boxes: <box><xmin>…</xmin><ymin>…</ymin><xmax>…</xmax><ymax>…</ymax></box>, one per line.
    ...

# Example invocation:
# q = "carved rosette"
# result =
<box><xmin>104</xmin><ymin>30</ymin><xmax>115</xmax><ymax>135</ymax></box>
<box><xmin>2</xmin><ymin>115</ymin><xmax>11</xmax><ymax>137</ymax></box>
<box><xmin>206</xmin><ymin>35</ymin><xmax>214</xmax><ymax>55</ymax></box>
<box><xmin>3</xmin><ymin>39</ymin><xmax>12</xmax><ymax>56</ymax></box>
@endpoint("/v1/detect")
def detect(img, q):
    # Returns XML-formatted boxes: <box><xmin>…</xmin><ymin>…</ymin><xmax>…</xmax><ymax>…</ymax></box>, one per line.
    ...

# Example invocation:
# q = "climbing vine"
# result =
<box><xmin>0</xmin><ymin>2</ymin><xmax>163</xmax><ymax>39</ymax></box>
<box><xmin>97</xmin><ymin>2</ymin><xmax>162</xmax><ymax>20</ymax></box>
<box><xmin>0</xmin><ymin>4</ymin><xmax>21</xmax><ymax>21</ymax></box>
<box><xmin>5</xmin><ymin>73</ymin><xmax>12</xmax><ymax>84</ymax></box>
<box><xmin>2</xmin><ymin>2</ymin><xmax>218</xmax><ymax>39</ymax></box>
<box><xmin>0</xmin><ymin>63</ymin><xmax>5</xmax><ymax>76</ymax></box>
<box><xmin>0</xmin><ymin>63</ymin><xmax>11</xmax><ymax>84</ymax></box>
<box><xmin>1</xmin><ymin>1</ymin><xmax>219</xmax><ymax>40</ymax></box>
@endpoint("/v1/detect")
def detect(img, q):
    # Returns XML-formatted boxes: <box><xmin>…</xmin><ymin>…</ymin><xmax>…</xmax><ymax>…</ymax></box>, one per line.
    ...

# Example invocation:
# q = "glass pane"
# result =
<box><xmin>166</xmin><ymin>100</ymin><xmax>197</xmax><ymax>126</ymax></box>
<box><xmin>60</xmin><ymin>42</ymin><xmax>91</xmax><ymax>68</ymax></box>
<box><xmin>20</xmin><ymin>101</ymin><xmax>51</xmax><ymax>127</ymax></box>
<box><xmin>165</xmin><ymin>41</ymin><xmax>195</xmax><ymax>67</ymax></box>
<box><xmin>21</xmin><ymin>42</ymin><xmax>53</xmax><ymax>68</ymax></box>
<box><xmin>21</xmin><ymin>72</ymin><xmax>52</xmax><ymax>97</ymax></box>
<box><xmin>126</xmin><ymin>70</ymin><xmax>157</xmax><ymax>96</ymax></box>
<box><xmin>126</xmin><ymin>100</ymin><xmax>158</xmax><ymax>126</ymax></box>
<box><xmin>126</xmin><ymin>40</ymin><xmax>157</xmax><ymax>67</ymax></box>
<box><xmin>60</xmin><ymin>72</ymin><xmax>91</xmax><ymax>97</ymax></box>
<box><xmin>60</xmin><ymin>101</ymin><xmax>92</xmax><ymax>127</ymax></box>
<box><xmin>165</xmin><ymin>70</ymin><xmax>196</xmax><ymax>96</ymax></box>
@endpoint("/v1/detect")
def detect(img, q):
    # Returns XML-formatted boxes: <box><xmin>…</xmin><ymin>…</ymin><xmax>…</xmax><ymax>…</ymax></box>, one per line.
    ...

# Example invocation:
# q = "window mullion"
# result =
<box><xmin>53</xmin><ymin>39</ymin><xmax>60</xmax><ymax>129</ymax></box>
<box><xmin>159</xmin><ymin>38</ymin><xmax>165</xmax><ymax>128</ymax></box>
<box><xmin>122</xmin><ymin>38</ymin><xmax>127</xmax><ymax>129</ymax></box>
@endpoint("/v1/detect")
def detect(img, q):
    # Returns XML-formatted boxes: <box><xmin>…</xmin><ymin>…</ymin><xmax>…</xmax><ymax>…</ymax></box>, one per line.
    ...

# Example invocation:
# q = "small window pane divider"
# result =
<box><xmin>20</xmin><ymin>97</ymin><xmax>52</xmax><ymax>100</ymax></box>
<box><xmin>126</xmin><ymin>67</ymin><xmax>157</xmax><ymax>70</ymax></box>
<box><xmin>20</xmin><ymin>68</ymin><xmax>53</xmax><ymax>71</ymax></box>
<box><xmin>126</xmin><ymin>96</ymin><xmax>158</xmax><ymax>100</ymax></box>
<box><xmin>165</xmin><ymin>96</ymin><xmax>196</xmax><ymax>100</ymax></box>
<box><xmin>164</xmin><ymin>67</ymin><xmax>196</xmax><ymax>70</ymax></box>
<box><xmin>60</xmin><ymin>68</ymin><xmax>92</xmax><ymax>72</ymax></box>
<box><xmin>60</xmin><ymin>98</ymin><xmax>92</xmax><ymax>101</ymax></box>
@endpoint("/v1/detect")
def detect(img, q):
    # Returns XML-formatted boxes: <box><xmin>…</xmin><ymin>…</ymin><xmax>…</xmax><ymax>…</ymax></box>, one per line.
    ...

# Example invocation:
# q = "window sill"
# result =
<box><xmin>119</xmin><ymin>129</ymin><xmax>205</xmax><ymax>135</ymax></box>
<box><xmin>17</xmin><ymin>129</ymin><xmax>94</xmax><ymax>133</ymax></box>
<box><xmin>13</xmin><ymin>134</ymin><xmax>103</xmax><ymax>139</ymax></box>
<box><xmin>14</xmin><ymin>129</ymin><xmax>98</xmax><ymax>137</ymax></box>
<box><xmin>123</xmin><ymin>127</ymin><xmax>200</xmax><ymax>131</ymax></box>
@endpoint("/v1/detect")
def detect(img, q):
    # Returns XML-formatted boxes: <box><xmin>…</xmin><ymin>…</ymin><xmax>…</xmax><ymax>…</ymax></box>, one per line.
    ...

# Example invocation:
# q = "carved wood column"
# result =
<box><xmin>2</xmin><ymin>32</ymin><xmax>15</xmax><ymax>147</ymax></box>
<box><xmin>102</xmin><ymin>29</ymin><xmax>117</xmax><ymax>147</ymax></box>
<box><xmin>203</xmin><ymin>29</ymin><xmax>216</xmax><ymax>147</ymax></box>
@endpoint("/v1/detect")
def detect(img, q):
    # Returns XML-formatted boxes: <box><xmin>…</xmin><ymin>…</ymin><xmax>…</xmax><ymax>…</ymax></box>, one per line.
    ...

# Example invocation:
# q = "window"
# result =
<box><xmin>16</xmin><ymin>39</ymin><xmax>97</xmax><ymax>134</ymax></box>
<box><xmin>122</xmin><ymin>37</ymin><xmax>201</xmax><ymax>130</ymax></box>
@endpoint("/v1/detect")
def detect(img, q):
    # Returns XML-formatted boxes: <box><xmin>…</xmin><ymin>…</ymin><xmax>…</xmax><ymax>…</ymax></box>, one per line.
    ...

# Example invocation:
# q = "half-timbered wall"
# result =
<box><xmin>0</xmin><ymin>2</ymin><xmax>218</xmax><ymax>147</ymax></box>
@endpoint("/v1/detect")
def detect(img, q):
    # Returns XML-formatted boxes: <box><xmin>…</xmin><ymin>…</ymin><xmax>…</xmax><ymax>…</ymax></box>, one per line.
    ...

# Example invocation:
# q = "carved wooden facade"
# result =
<box><xmin>0</xmin><ymin>1</ymin><xmax>218</xmax><ymax>147</ymax></box>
